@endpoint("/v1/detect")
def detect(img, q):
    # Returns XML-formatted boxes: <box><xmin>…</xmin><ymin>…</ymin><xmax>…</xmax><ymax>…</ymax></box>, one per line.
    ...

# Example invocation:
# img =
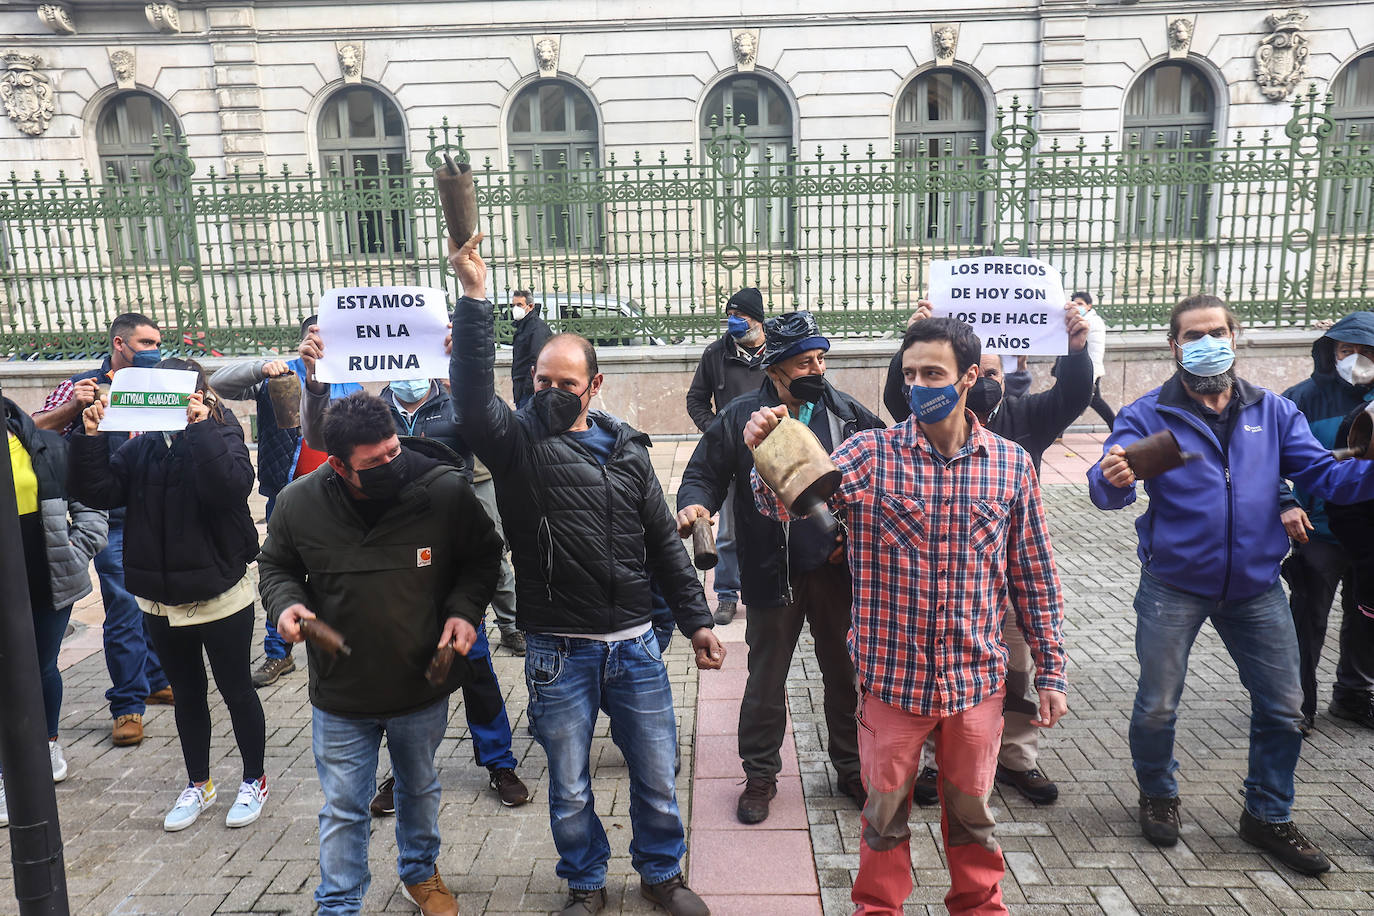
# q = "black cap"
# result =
<box><xmin>725</xmin><ymin>288</ymin><xmax>766</xmax><ymax>323</ymax></box>
<box><xmin>761</xmin><ymin>311</ymin><xmax>830</xmax><ymax>368</ymax></box>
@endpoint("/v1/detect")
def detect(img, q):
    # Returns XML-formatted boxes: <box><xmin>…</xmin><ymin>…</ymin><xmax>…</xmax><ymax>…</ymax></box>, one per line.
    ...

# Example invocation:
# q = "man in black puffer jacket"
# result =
<box><xmin>447</xmin><ymin>234</ymin><xmax>723</xmax><ymax>916</ymax></box>
<box><xmin>677</xmin><ymin>311</ymin><xmax>884</xmax><ymax>825</ymax></box>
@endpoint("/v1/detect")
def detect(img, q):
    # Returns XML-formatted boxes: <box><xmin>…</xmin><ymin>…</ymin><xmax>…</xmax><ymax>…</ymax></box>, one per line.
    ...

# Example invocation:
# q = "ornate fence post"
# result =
<box><xmin>990</xmin><ymin>96</ymin><xmax>1038</xmax><ymax>257</ymax></box>
<box><xmin>148</xmin><ymin>127</ymin><xmax>205</xmax><ymax>350</ymax></box>
<box><xmin>1276</xmin><ymin>84</ymin><xmax>1333</xmax><ymax>326</ymax></box>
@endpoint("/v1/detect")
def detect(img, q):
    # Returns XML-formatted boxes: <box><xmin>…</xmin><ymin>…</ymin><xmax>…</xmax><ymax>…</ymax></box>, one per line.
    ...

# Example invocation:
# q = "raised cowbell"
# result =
<box><xmin>1332</xmin><ymin>402</ymin><xmax>1374</xmax><ymax>460</ymax></box>
<box><xmin>1123</xmin><ymin>429</ymin><xmax>1199</xmax><ymax>480</ymax></box>
<box><xmin>751</xmin><ymin>416</ymin><xmax>841</xmax><ymax>531</ymax></box>
<box><xmin>267</xmin><ymin>371</ymin><xmax>300</xmax><ymax>429</ymax></box>
<box><xmin>435</xmin><ymin>152</ymin><xmax>478</xmax><ymax>247</ymax></box>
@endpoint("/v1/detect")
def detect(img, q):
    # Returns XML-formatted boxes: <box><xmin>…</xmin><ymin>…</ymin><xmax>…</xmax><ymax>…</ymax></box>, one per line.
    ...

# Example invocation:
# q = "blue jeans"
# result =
<box><xmin>1131</xmin><ymin>571</ymin><xmax>1304</xmax><ymax>822</ymax></box>
<box><xmin>714</xmin><ymin>482</ymin><xmax>740</xmax><ymax>603</ymax></box>
<box><xmin>95</xmin><ymin>518</ymin><xmax>167</xmax><ymax>715</ymax></box>
<box><xmin>34</xmin><ymin>604</ymin><xmax>74</xmax><ymax>738</ymax></box>
<box><xmin>262</xmin><ymin>495</ymin><xmax>291</xmax><ymax>660</ymax></box>
<box><xmin>312</xmin><ymin>699</ymin><xmax>448</xmax><ymax>915</ymax></box>
<box><xmin>464</xmin><ymin>625</ymin><xmax>518</xmax><ymax>770</ymax></box>
<box><xmin>525</xmin><ymin>631</ymin><xmax>686</xmax><ymax>891</ymax></box>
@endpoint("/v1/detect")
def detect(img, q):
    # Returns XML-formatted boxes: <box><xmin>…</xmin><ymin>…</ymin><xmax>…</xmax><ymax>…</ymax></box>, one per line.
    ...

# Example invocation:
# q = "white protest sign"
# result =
<box><xmin>313</xmin><ymin>286</ymin><xmax>450</xmax><ymax>383</ymax></box>
<box><xmin>99</xmin><ymin>367</ymin><xmax>199</xmax><ymax>432</ymax></box>
<box><xmin>927</xmin><ymin>257</ymin><xmax>1069</xmax><ymax>356</ymax></box>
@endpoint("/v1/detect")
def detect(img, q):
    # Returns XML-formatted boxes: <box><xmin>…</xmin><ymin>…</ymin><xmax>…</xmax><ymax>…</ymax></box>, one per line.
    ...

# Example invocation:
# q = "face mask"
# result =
<box><xmin>726</xmin><ymin>315</ymin><xmax>750</xmax><ymax>339</ymax></box>
<box><xmin>784</xmin><ymin>373</ymin><xmax>826</xmax><ymax>404</ymax></box>
<box><xmin>907</xmin><ymin>382</ymin><xmax>962</xmax><ymax>424</ymax></box>
<box><xmin>353</xmin><ymin>449</ymin><xmax>408</xmax><ymax>501</ymax></box>
<box><xmin>511</xmin><ymin>305</ymin><xmax>528</xmax><ymax>322</ymax></box>
<box><xmin>1177</xmin><ymin>334</ymin><xmax>1235</xmax><ymax>377</ymax></box>
<box><xmin>128</xmin><ymin>346</ymin><xmax>163</xmax><ymax>369</ymax></box>
<box><xmin>965</xmin><ymin>376</ymin><xmax>1004</xmax><ymax>418</ymax></box>
<box><xmin>533</xmin><ymin>383</ymin><xmax>588</xmax><ymax>434</ymax></box>
<box><xmin>389</xmin><ymin>379</ymin><xmax>431</xmax><ymax>403</ymax></box>
<box><xmin>1336</xmin><ymin>353</ymin><xmax>1374</xmax><ymax>387</ymax></box>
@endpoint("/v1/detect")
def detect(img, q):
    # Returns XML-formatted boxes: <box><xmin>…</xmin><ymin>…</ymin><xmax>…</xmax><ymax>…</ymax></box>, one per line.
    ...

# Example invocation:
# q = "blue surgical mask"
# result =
<box><xmin>389</xmin><ymin>379</ymin><xmax>431</xmax><ymax>403</ymax></box>
<box><xmin>907</xmin><ymin>383</ymin><xmax>962</xmax><ymax>424</ymax></box>
<box><xmin>129</xmin><ymin>347</ymin><xmax>163</xmax><ymax>369</ymax></box>
<box><xmin>1178</xmin><ymin>334</ymin><xmax>1235</xmax><ymax>377</ymax></box>
<box><xmin>726</xmin><ymin>315</ymin><xmax>750</xmax><ymax>339</ymax></box>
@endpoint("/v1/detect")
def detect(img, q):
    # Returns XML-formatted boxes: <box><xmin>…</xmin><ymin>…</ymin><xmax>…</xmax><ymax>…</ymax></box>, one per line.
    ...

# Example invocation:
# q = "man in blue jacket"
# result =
<box><xmin>1279</xmin><ymin>312</ymin><xmax>1374</xmax><ymax>731</ymax></box>
<box><xmin>1088</xmin><ymin>294</ymin><xmax>1374</xmax><ymax>876</ymax></box>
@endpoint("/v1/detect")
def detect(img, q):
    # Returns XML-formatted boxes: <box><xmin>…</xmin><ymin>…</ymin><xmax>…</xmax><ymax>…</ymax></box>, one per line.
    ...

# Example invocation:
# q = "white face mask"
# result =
<box><xmin>1336</xmin><ymin>352</ymin><xmax>1374</xmax><ymax>387</ymax></box>
<box><xmin>511</xmin><ymin>305</ymin><xmax>528</xmax><ymax>322</ymax></box>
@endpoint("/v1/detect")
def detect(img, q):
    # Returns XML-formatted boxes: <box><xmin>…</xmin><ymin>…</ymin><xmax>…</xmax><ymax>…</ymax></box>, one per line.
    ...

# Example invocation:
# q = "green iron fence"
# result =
<box><xmin>1</xmin><ymin>85</ymin><xmax>1370</xmax><ymax>358</ymax></box>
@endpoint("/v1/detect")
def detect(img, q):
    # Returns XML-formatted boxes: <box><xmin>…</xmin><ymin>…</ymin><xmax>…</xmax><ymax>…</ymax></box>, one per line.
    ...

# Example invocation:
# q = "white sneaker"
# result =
<box><xmin>225</xmin><ymin>777</ymin><xmax>268</xmax><ymax>828</ymax></box>
<box><xmin>49</xmin><ymin>740</ymin><xmax>68</xmax><ymax>783</ymax></box>
<box><xmin>0</xmin><ymin>781</ymin><xmax>7</xmax><ymax>828</ymax></box>
<box><xmin>163</xmin><ymin>780</ymin><xmax>215</xmax><ymax>832</ymax></box>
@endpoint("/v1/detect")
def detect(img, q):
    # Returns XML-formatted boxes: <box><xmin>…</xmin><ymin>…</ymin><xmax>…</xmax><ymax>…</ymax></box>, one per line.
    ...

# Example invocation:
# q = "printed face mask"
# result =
<box><xmin>907</xmin><ymin>382</ymin><xmax>962</xmax><ymax>424</ymax></box>
<box><xmin>533</xmin><ymin>383</ymin><xmax>589</xmax><ymax>433</ymax></box>
<box><xmin>1336</xmin><ymin>352</ymin><xmax>1374</xmax><ymax>387</ymax></box>
<box><xmin>354</xmin><ymin>450</ymin><xmax>408</xmax><ymax>501</ymax></box>
<box><xmin>726</xmin><ymin>315</ymin><xmax>751</xmax><ymax>339</ymax></box>
<box><xmin>1177</xmin><ymin>334</ymin><xmax>1235</xmax><ymax>377</ymax></box>
<box><xmin>389</xmin><ymin>379</ymin><xmax>431</xmax><ymax>402</ymax></box>
<box><xmin>784</xmin><ymin>373</ymin><xmax>826</xmax><ymax>404</ymax></box>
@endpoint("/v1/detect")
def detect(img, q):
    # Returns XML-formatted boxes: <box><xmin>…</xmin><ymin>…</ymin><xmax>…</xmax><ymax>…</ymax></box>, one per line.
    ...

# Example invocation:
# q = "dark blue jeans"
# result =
<box><xmin>463</xmin><ymin>625</ymin><xmax>517</xmax><ymax>770</ymax></box>
<box><xmin>95</xmin><ymin>518</ymin><xmax>167</xmax><ymax>715</ymax></box>
<box><xmin>34</xmin><ymin>603</ymin><xmax>74</xmax><ymax>738</ymax></box>
<box><xmin>525</xmin><ymin>631</ymin><xmax>686</xmax><ymax>891</ymax></box>
<box><xmin>1130</xmin><ymin>571</ymin><xmax>1305</xmax><ymax>822</ymax></box>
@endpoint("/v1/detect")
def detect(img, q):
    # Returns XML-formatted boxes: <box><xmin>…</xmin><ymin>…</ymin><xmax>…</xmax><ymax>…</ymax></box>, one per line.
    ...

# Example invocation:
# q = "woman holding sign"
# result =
<box><xmin>69</xmin><ymin>358</ymin><xmax>268</xmax><ymax>833</ymax></box>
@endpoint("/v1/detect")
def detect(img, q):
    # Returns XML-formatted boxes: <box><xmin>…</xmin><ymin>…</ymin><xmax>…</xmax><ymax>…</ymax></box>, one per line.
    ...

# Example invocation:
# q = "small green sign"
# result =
<box><xmin>111</xmin><ymin>391</ymin><xmax>192</xmax><ymax>408</ymax></box>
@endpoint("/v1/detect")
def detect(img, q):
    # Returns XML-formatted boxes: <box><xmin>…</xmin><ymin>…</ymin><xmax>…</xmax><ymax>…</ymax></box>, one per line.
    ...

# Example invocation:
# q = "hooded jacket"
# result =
<box><xmin>1279</xmin><ymin>311</ymin><xmax>1374</xmax><ymax>541</ymax></box>
<box><xmin>450</xmin><ymin>295</ymin><xmax>713</xmax><ymax>638</ymax></box>
<box><xmin>5</xmin><ymin>398</ymin><xmax>107</xmax><ymax>610</ymax></box>
<box><xmin>676</xmin><ymin>378</ymin><xmax>885</xmax><ymax>608</ymax></box>
<box><xmin>1088</xmin><ymin>373</ymin><xmax>1374</xmax><ymax>601</ymax></box>
<box><xmin>256</xmin><ymin>438</ymin><xmax>502</xmax><ymax>717</ymax></box>
<box><xmin>685</xmin><ymin>334</ymin><xmax>765</xmax><ymax>432</ymax></box>
<box><xmin>69</xmin><ymin>408</ymin><xmax>259</xmax><ymax>606</ymax></box>
<box><xmin>511</xmin><ymin>309</ymin><xmax>553</xmax><ymax>406</ymax></box>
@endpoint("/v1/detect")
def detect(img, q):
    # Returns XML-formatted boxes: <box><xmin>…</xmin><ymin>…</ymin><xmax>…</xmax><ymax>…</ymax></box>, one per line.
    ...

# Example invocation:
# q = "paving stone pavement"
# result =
<box><xmin>3</xmin><ymin>446</ymin><xmax>1373</xmax><ymax>914</ymax></box>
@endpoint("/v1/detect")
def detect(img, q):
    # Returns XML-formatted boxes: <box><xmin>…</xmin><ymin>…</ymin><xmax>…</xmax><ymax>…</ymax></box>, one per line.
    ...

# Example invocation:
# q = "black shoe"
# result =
<box><xmin>1139</xmin><ymin>795</ymin><xmax>1181</xmax><ymax>847</ymax></box>
<box><xmin>500</xmin><ymin>629</ymin><xmax>527</xmax><ymax>656</ymax></box>
<box><xmin>1328</xmin><ymin>691</ymin><xmax>1374</xmax><ymax>729</ymax></box>
<box><xmin>736</xmin><ymin>776</ymin><xmax>777</xmax><ymax>824</ymax></box>
<box><xmin>839</xmin><ymin>773</ymin><xmax>866</xmax><ymax>809</ymax></box>
<box><xmin>1298</xmin><ymin>714</ymin><xmax>1314</xmax><ymax>738</ymax></box>
<box><xmin>713</xmin><ymin>600</ymin><xmax>738</xmax><ymax>625</ymax></box>
<box><xmin>640</xmin><ymin>873</ymin><xmax>708</xmax><ymax>916</ymax></box>
<box><xmin>913</xmin><ymin>766</ymin><xmax>939</xmax><ymax>806</ymax></box>
<box><xmin>557</xmin><ymin>887</ymin><xmax>606</xmax><ymax>915</ymax></box>
<box><xmin>370</xmin><ymin>775</ymin><xmax>395</xmax><ymax>817</ymax></box>
<box><xmin>1239</xmin><ymin>809</ymin><xmax>1331</xmax><ymax>875</ymax></box>
<box><xmin>995</xmin><ymin>763</ymin><xmax>1059</xmax><ymax>804</ymax></box>
<box><xmin>489</xmin><ymin>767</ymin><xmax>530</xmax><ymax>807</ymax></box>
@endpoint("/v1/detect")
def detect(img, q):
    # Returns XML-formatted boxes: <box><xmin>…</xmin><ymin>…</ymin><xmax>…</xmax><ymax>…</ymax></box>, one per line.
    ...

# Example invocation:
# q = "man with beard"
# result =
<box><xmin>1088</xmin><ymin>294</ymin><xmax>1374</xmax><ymax>875</ymax></box>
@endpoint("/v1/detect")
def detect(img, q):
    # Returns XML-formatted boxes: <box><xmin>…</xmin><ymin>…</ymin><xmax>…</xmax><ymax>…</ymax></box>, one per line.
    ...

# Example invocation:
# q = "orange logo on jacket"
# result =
<box><xmin>417</xmin><ymin>547</ymin><xmax>432</xmax><ymax>568</ymax></box>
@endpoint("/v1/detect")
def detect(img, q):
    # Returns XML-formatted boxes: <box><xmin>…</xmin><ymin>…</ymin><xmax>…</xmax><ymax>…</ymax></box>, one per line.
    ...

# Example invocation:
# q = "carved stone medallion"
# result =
<box><xmin>534</xmin><ymin>36</ymin><xmax>560</xmax><ymax>77</ymax></box>
<box><xmin>731</xmin><ymin>29</ymin><xmax>759</xmax><ymax>72</ymax></box>
<box><xmin>37</xmin><ymin>4</ymin><xmax>76</xmax><ymax>35</ymax></box>
<box><xmin>1255</xmin><ymin>9</ymin><xmax>1309</xmax><ymax>101</ymax></box>
<box><xmin>1167</xmin><ymin>17</ymin><xmax>1194</xmax><ymax>58</ymax></box>
<box><xmin>2</xmin><ymin>51</ymin><xmax>56</xmax><ymax>137</ymax></box>
<box><xmin>145</xmin><ymin>3</ymin><xmax>181</xmax><ymax>34</ymax></box>
<box><xmin>109</xmin><ymin>49</ymin><xmax>136</xmax><ymax>90</ymax></box>
<box><xmin>932</xmin><ymin>24</ymin><xmax>960</xmax><ymax>66</ymax></box>
<box><xmin>337</xmin><ymin>42</ymin><xmax>364</xmax><ymax>83</ymax></box>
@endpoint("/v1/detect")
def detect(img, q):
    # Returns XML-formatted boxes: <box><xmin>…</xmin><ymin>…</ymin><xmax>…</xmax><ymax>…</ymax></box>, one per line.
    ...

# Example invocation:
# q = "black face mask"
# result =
<box><xmin>533</xmin><ymin>384</ymin><xmax>587</xmax><ymax>434</ymax></box>
<box><xmin>353</xmin><ymin>450</ymin><xmax>408</xmax><ymax>501</ymax></box>
<box><xmin>965</xmin><ymin>376</ymin><xmax>1004</xmax><ymax>419</ymax></box>
<box><xmin>784</xmin><ymin>373</ymin><xmax>826</xmax><ymax>404</ymax></box>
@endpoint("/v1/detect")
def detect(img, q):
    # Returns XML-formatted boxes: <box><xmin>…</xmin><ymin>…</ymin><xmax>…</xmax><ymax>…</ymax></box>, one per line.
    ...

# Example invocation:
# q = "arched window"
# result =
<box><xmin>507</xmin><ymin>80</ymin><xmax>600</xmax><ymax>252</ymax></box>
<box><xmin>894</xmin><ymin>69</ymin><xmax>988</xmax><ymax>244</ymax></box>
<box><xmin>96</xmin><ymin>91</ymin><xmax>185</xmax><ymax>262</ymax></box>
<box><xmin>700</xmin><ymin>74</ymin><xmax>794</xmax><ymax>247</ymax></box>
<box><xmin>1328</xmin><ymin>50</ymin><xmax>1374</xmax><ymax>232</ymax></box>
<box><xmin>316</xmin><ymin>85</ymin><xmax>409</xmax><ymax>254</ymax></box>
<box><xmin>1121</xmin><ymin>61</ymin><xmax>1217</xmax><ymax>239</ymax></box>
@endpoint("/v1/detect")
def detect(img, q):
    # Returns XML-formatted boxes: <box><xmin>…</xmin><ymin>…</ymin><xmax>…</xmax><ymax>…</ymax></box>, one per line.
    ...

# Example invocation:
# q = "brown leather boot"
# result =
<box><xmin>112</xmin><ymin>713</ymin><xmax>144</xmax><ymax>746</ymax></box>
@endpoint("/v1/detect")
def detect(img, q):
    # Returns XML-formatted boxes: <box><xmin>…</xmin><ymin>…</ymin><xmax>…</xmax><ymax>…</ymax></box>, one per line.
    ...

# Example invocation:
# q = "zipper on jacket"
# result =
<box><xmin>601</xmin><ymin>463</ymin><xmax>616</xmax><ymax>620</ymax></box>
<box><xmin>1222</xmin><ymin>464</ymin><xmax>1234</xmax><ymax>598</ymax></box>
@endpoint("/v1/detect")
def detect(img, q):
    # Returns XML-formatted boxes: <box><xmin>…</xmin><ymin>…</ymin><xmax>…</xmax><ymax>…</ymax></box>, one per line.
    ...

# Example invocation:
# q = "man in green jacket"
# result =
<box><xmin>257</xmin><ymin>391</ymin><xmax>503</xmax><ymax>916</ymax></box>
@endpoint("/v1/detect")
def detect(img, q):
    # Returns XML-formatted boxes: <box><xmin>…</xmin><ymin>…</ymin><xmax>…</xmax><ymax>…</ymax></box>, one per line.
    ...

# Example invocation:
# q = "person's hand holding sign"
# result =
<box><xmin>299</xmin><ymin>324</ymin><xmax>326</xmax><ymax>394</ymax></box>
<box><xmin>81</xmin><ymin>398</ymin><xmax>106</xmax><ymax>436</ymax></box>
<box><xmin>906</xmin><ymin>300</ymin><xmax>933</xmax><ymax>328</ymax></box>
<box><xmin>1064</xmin><ymin>303</ymin><xmax>1089</xmax><ymax>354</ymax></box>
<box><xmin>186</xmin><ymin>391</ymin><xmax>210</xmax><ymax>425</ymax></box>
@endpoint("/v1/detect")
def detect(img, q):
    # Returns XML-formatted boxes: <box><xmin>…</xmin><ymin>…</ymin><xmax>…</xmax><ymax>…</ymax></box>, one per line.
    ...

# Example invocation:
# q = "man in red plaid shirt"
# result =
<box><xmin>748</xmin><ymin>317</ymin><xmax>1068</xmax><ymax>915</ymax></box>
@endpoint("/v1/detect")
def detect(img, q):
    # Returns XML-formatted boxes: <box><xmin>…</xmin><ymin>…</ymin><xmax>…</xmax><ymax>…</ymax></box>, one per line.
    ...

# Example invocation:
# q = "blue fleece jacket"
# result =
<box><xmin>1088</xmin><ymin>373</ymin><xmax>1374</xmax><ymax>601</ymax></box>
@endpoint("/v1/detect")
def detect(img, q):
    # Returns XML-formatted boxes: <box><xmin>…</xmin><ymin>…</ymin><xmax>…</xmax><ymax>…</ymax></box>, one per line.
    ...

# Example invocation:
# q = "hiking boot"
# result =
<box><xmin>500</xmin><ymin>630</ymin><xmax>527</xmax><ymax>656</ymax></box>
<box><xmin>557</xmin><ymin>887</ymin><xmax>606</xmax><ymax>915</ymax></box>
<box><xmin>840</xmin><ymin>773</ymin><xmax>867</xmax><ymax>809</ymax></box>
<box><xmin>49</xmin><ymin>740</ymin><xmax>68</xmax><ymax>783</ymax></box>
<box><xmin>1239</xmin><ymin>810</ymin><xmax>1331</xmax><ymax>875</ymax></box>
<box><xmin>996</xmin><ymin>764</ymin><xmax>1059</xmax><ymax>804</ymax></box>
<box><xmin>164</xmin><ymin>780</ymin><xmax>216</xmax><ymax>832</ymax></box>
<box><xmin>401</xmin><ymin>868</ymin><xmax>459</xmax><ymax>916</ymax></box>
<box><xmin>252</xmin><ymin>655</ymin><xmax>296</xmax><ymax>688</ymax></box>
<box><xmin>489</xmin><ymin>767</ymin><xmax>530</xmax><ymax>807</ymax></box>
<box><xmin>713</xmin><ymin>600</ymin><xmax>738</xmax><ymax>625</ymax></box>
<box><xmin>146</xmin><ymin>686</ymin><xmax>175</xmax><ymax>705</ymax></box>
<box><xmin>112</xmin><ymin>713</ymin><xmax>144</xmax><ymax>746</ymax></box>
<box><xmin>371</xmin><ymin>775</ymin><xmax>395</xmax><ymax>817</ymax></box>
<box><xmin>226</xmin><ymin>776</ymin><xmax>268</xmax><ymax>828</ymax></box>
<box><xmin>1139</xmin><ymin>795</ymin><xmax>1181</xmax><ymax>847</ymax></box>
<box><xmin>640</xmin><ymin>873</ymin><xmax>708</xmax><ymax>916</ymax></box>
<box><xmin>736</xmin><ymin>776</ymin><xmax>777</xmax><ymax>824</ymax></box>
<box><xmin>1327</xmin><ymin>691</ymin><xmax>1374</xmax><ymax>729</ymax></box>
<box><xmin>913</xmin><ymin>765</ymin><xmax>939</xmax><ymax>806</ymax></box>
